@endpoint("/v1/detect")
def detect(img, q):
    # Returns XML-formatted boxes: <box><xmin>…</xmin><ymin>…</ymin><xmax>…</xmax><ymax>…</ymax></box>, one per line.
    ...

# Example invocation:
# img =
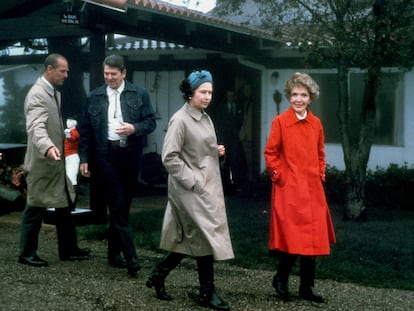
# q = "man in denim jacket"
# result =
<box><xmin>78</xmin><ymin>54</ymin><xmax>156</xmax><ymax>277</ymax></box>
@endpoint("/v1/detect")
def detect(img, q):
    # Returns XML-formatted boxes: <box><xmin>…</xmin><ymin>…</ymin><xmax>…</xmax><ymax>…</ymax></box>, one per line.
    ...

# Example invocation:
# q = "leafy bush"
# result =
<box><xmin>325</xmin><ymin>165</ymin><xmax>346</xmax><ymax>204</ymax></box>
<box><xmin>365</xmin><ymin>163</ymin><xmax>414</xmax><ymax>210</ymax></box>
<box><xmin>319</xmin><ymin>164</ymin><xmax>414</xmax><ymax>211</ymax></box>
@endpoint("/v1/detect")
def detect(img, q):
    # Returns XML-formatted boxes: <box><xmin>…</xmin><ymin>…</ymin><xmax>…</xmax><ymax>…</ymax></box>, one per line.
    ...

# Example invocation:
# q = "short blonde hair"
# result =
<box><xmin>284</xmin><ymin>72</ymin><xmax>320</xmax><ymax>102</ymax></box>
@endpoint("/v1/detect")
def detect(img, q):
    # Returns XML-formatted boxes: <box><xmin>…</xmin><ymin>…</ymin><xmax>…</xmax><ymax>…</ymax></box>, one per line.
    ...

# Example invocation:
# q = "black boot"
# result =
<box><xmin>196</xmin><ymin>255</ymin><xmax>230</xmax><ymax>310</ymax></box>
<box><xmin>146</xmin><ymin>252</ymin><xmax>184</xmax><ymax>300</ymax></box>
<box><xmin>299</xmin><ymin>256</ymin><xmax>324</xmax><ymax>303</ymax></box>
<box><xmin>126</xmin><ymin>256</ymin><xmax>141</xmax><ymax>278</ymax></box>
<box><xmin>272</xmin><ymin>252</ymin><xmax>297</xmax><ymax>301</ymax></box>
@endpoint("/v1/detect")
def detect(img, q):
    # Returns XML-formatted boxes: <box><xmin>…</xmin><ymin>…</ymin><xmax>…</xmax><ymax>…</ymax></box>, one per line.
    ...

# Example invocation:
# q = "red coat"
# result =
<box><xmin>264</xmin><ymin>107</ymin><xmax>336</xmax><ymax>256</ymax></box>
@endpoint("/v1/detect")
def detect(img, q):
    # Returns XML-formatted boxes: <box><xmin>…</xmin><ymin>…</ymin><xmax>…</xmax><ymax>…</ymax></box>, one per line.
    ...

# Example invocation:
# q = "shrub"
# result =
<box><xmin>325</xmin><ymin>165</ymin><xmax>346</xmax><ymax>204</ymax></box>
<box><xmin>365</xmin><ymin>163</ymin><xmax>414</xmax><ymax>211</ymax></box>
<box><xmin>253</xmin><ymin>164</ymin><xmax>414</xmax><ymax>212</ymax></box>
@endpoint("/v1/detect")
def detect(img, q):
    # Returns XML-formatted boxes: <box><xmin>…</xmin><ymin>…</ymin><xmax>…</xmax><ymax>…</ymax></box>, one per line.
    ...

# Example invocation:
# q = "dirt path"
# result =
<box><xmin>0</xmin><ymin>200</ymin><xmax>413</xmax><ymax>310</ymax></box>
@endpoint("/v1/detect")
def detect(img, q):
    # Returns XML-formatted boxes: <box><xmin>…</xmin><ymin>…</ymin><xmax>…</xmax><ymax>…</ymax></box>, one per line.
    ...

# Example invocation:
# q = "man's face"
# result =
<box><xmin>47</xmin><ymin>58</ymin><xmax>69</xmax><ymax>87</ymax></box>
<box><xmin>104</xmin><ymin>65</ymin><xmax>126</xmax><ymax>89</ymax></box>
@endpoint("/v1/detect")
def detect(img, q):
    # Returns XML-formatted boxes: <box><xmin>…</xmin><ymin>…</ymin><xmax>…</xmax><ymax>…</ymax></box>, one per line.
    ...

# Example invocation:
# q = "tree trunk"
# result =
<box><xmin>337</xmin><ymin>58</ymin><xmax>378</xmax><ymax>221</ymax></box>
<box><xmin>343</xmin><ymin>149</ymin><xmax>368</xmax><ymax>220</ymax></box>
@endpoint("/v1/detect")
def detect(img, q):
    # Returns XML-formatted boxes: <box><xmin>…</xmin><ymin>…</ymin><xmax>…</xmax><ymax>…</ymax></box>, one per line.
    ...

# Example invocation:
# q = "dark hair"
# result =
<box><xmin>179</xmin><ymin>79</ymin><xmax>193</xmax><ymax>101</ymax></box>
<box><xmin>103</xmin><ymin>54</ymin><xmax>126</xmax><ymax>71</ymax></box>
<box><xmin>44</xmin><ymin>53</ymin><xmax>66</xmax><ymax>70</ymax></box>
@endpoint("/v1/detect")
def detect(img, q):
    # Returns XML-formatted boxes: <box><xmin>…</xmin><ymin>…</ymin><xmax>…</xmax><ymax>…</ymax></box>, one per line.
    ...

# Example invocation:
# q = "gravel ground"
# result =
<box><xmin>0</xmin><ymin>195</ymin><xmax>413</xmax><ymax>311</ymax></box>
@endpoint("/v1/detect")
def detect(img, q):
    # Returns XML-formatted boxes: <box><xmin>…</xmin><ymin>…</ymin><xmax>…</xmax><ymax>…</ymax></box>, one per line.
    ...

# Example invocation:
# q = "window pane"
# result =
<box><xmin>349</xmin><ymin>72</ymin><xmax>400</xmax><ymax>145</ymax></box>
<box><xmin>310</xmin><ymin>72</ymin><xmax>401</xmax><ymax>145</ymax></box>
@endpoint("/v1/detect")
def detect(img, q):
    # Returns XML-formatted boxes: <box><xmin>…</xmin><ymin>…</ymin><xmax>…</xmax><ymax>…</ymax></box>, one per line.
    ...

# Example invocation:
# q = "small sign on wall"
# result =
<box><xmin>60</xmin><ymin>12</ymin><xmax>80</xmax><ymax>25</ymax></box>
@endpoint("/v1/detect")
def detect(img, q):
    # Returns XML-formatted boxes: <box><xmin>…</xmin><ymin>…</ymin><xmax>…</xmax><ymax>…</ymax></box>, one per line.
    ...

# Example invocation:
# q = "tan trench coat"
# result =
<box><xmin>159</xmin><ymin>103</ymin><xmax>234</xmax><ymax>261</ymax></box>
<box><xmin>23</xmin><ymin>77</ymin><xmax>75</xmax><ymax>208</ymax></box>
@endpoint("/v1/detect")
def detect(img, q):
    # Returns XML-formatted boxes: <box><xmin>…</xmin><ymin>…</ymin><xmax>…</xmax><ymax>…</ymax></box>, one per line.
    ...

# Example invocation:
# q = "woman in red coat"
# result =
<box><xmin>264</xmin><ymin>72</ymin><xmax>336</xmax><ymax>303</ymax></box>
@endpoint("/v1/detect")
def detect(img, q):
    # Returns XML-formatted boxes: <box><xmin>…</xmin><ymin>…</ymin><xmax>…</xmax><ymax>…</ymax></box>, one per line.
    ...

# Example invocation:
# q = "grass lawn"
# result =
<box><xmin>80</xmin><ymin>194</ymin><xmax>414</xmax><ymax>291</ymax></box>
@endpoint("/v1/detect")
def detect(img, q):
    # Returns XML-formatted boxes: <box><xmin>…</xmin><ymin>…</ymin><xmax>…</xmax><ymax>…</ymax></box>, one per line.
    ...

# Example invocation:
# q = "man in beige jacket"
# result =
<box><xmin>19</xmin><ymin>54</ymin><xmax>90</xmax><ymax>267</ymax></box>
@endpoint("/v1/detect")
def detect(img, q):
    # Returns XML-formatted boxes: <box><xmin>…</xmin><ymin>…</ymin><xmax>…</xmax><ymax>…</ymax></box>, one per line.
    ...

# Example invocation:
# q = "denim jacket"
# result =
<box><xmin>78</xmin><ymin>80</ymin><xmax>156</xmax><ymax>163</ymax></box>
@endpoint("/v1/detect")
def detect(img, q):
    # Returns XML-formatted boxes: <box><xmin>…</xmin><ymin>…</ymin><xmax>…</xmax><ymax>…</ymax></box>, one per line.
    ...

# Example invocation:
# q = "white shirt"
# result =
<box><xmin>296</xmin><ymin>109</ymin><xmax>307</xmax><ymax>120</ymax></box>
<box><xmin>41</xmin><ymin>76</ymin><xmax>54</xmax><ymax>93</ymax></box>
<box><xmin>107</xmin><ymin>81</ymin><xmax>125</xmax><ymax>141</ymax></box>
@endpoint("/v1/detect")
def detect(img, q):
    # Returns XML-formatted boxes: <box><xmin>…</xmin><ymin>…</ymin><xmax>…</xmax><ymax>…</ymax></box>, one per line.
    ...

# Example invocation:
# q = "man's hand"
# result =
<box><xmin>115</xmin><ymin>121</ymin><xmax>135</xmax><ymax>137</ymax></box>
<box><xmin>47</xmin><ymin>146</ymin><xmax>61</xmax><ymax>161</ymax></box>
<box><xmin>80</xmin><ymin>163</ymin><xmax>91</xmax><ymax>177</ymax></box>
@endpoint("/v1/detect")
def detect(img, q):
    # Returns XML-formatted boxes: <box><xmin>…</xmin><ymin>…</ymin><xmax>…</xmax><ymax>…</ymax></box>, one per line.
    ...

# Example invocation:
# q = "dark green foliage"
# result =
<box><xmin>324</xmin><ymin>163</ymin><xmax>414</xmax><ymax>211</ymax></box>
<box><xmin>237</xmin><ymin>164</ymin><xmax>414</xmax><ymax>212</ymax></box>
<box><xmin>365</xmin><ymin>163</ymin><xmax>414</xmax><ymax>211</ymax></box>
<box><xmin>325</xmin><ymin>165</ymin><xmax>346</xmax><ymax>205</ymax></box>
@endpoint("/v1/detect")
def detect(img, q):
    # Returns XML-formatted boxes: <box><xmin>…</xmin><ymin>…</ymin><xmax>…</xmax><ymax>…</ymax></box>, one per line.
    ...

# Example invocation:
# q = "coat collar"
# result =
<box><xmin>95</xmin><ymin>80</ymin><xmax>135</xmax><ymax>95</ymax></box>
<box><xmin>284</xmin><ymin>106</ymin><xmax>314</xmax><ymax>127</ymax></box>
<box><xmin>184</xmin><ymin>102</ymin><xmax>205</xmax><ymax>121</ymax></box>
<box><xmin>36</xmin><ymin>77</ymin><xmax>55</xmax><ymax>97</ymax></box>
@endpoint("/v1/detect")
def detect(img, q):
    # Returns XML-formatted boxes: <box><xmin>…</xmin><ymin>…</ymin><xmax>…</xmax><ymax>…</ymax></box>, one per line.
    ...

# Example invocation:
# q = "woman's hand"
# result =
<box><xmin>217</xmin><ymin>144</ymin><xmax>225</xmax><ymax>157</ymax></box>
<box><xmin>271</xmin><ymin>169</ymin><xmax>280</xmax><ymax>182</ymax></box>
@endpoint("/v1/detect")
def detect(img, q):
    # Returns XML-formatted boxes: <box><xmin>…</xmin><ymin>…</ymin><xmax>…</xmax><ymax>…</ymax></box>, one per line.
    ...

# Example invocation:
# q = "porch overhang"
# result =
<box><xmin>0</xmin><ymin>0</ymin><xmax>281</xmax><ymax>62</ymax></box>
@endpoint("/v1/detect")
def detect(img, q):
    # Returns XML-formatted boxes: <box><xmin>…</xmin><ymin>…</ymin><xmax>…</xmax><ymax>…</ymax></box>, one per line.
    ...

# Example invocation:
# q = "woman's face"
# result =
<box><xmin>289</xmin><ymin>86</ymin><xmax>311</xmax><ymax>117</ymax></box>
<box><xmin>189</xmin><ymin>82</ymin><xmax>213</xmax><ymax>110</ymax></box>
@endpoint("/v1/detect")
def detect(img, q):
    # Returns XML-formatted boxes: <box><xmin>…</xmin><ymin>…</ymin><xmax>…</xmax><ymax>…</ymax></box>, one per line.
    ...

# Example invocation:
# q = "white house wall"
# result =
<box><xmin>260</xmin><ymin>68</ymin><xmax>414</xmax><ymax>172</ymax></box>
<box><xmin>133</xmin><ymin>70</ymin><xmax>185</xmax><ymax>155</ymax></box>
<box><xmin>3</xmin><ymin>65</ymin><xmax>414</xmax><ymax>173</ymax></box>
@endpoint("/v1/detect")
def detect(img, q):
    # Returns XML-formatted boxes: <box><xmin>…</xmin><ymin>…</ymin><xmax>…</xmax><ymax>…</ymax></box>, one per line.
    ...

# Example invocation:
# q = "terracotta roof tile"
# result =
<box><xmin>83</xmin><ymin>0</ymin><xmax>275</xmax><ymax>39</ymax></box>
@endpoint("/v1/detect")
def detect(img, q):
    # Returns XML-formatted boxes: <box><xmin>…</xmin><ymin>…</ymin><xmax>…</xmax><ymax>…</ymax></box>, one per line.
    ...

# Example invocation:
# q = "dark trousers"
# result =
<box><xmin>276</xmin><ymin>251</ymin><xmax>316</xmax><ymax>287</ymax></box>
<box><xmin>19</xmin><ymin>204</ymin><xmax>78</xmax><ymax>258</ymax></box>
<box><xmin>151</xmin><ymin>252</ymin><xmax>215</xmax><ymax>288</ymax></box>
<box><xmin>97</xmin><ymin>144</ymin><xmax>140</xmax><ymax>260</ymax></box>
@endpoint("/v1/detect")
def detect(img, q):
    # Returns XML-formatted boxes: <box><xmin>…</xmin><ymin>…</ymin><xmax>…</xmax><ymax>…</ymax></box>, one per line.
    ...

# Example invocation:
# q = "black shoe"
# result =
<box><xmin>74</xmin><ymin>247</ymin><xmax>91</xmax><ymax>256</ymax></box>
<box><xmin>60</xmin><ymin>248</ymin><xmax>91</xmax><ymax>261</ymax></box>
<box><xmin>146</xmin><ymin>276</ymin><xmax>173</xmax><ymax>301</ymax></box>
<box><xmin>108</xmin><ymin>254</ymin><xmax>127</xmax><ymax>268</ymax></box>
<box><xmin>272</xmin><ymin>275</ymin><xmax>291</xmax><ymax>301</ymax></box>
<box><xmin>199</xmin><ymin>291</ymin><xmax>230</xmax><ymax>310</ymax></box>
<box><xmin>126</xmin><ymin>257</ymin><xmax>141</xmax><ymax>278</ymax></box>
<box><xmin>299</xmin><ymin>286</ymin><xmax>325</xmax><ymax>303</ymax></box>
<box><xmin>197</xmin><ymin>286</ymin><xmax>230</xmax><ymax>311</ymax></box>
<box><xmin>18</xmin><ymin>255</ymin><xmax>48</xmax><ymax>267</ymax></box>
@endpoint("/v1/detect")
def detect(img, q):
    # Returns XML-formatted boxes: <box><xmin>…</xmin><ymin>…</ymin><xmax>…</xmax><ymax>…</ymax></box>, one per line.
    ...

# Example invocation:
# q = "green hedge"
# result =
<box><xmin>252</xmin><ymin>164</ymin><xmax>414</xmax><ymax>211</ymax></box>
<box><xmin>365</xmin><ymin>163</ymin><xmax>414</xmax><ymax>210</ymax></box>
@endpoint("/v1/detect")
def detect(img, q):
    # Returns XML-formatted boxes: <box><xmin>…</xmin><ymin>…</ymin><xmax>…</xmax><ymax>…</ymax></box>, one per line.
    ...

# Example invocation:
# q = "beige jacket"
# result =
<box><xmin>159</xmin><ymin>103</ymin><xmax>234</xmax><ymax>261</ymax></box>
<box><xmin>24</xmin><ymin>77</ymin><xmax>75</xmax><ymax>208</ymax></box>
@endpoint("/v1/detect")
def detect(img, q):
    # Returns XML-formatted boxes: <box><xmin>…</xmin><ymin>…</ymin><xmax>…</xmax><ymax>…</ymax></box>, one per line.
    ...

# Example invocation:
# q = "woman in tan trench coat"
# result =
<box><xmin>146</xmin><ymin>70</ymin><xmax>233</xmax><ymax>311</ymax></box>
